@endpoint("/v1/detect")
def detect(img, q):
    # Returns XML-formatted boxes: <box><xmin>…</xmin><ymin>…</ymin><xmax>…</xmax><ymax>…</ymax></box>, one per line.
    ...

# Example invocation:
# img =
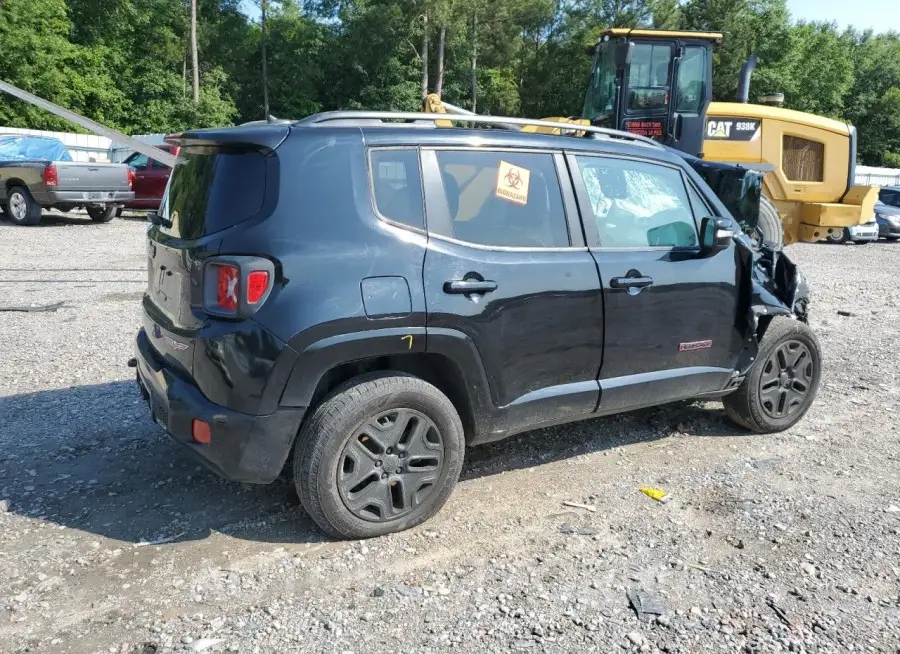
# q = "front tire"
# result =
<box><xmin>5</xmin><ymin>186</ymin><xmax>41</xmax><ymax>225</ymax></box>
<box><xmin>87</xmin><ymin>205</ymin><xmax>118</xmax><ymax>223</ymax></box>
<box><xmin>294</xmin><ymin>373</ymin><xmax>465</xmax><ymax>539</ymax></box>
<box><xmin>723</xmin><ymin>317</ymin><xmax>822</xmax><ymax>433</ymax></box>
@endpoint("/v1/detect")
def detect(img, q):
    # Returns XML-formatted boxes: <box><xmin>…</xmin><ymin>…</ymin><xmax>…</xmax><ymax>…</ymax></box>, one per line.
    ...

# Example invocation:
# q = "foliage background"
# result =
<box><xmin>1</xmin><ymin>0</ymin><xmax>899</xmax><ymax>166</ymax></box>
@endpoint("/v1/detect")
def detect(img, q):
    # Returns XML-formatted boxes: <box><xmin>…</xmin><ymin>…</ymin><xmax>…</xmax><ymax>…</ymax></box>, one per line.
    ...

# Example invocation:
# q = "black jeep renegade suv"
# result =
<box><xmin>134</xmin><ymin>112</ymin><xmax>820</xmax><ymax>539</ymax></box>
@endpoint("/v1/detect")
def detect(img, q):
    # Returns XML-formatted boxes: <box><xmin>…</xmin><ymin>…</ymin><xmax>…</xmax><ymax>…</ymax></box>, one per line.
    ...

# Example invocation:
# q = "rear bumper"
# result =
<box><xmin>41</xmin><ymin>189</ymin><xmax>134</xmax><ymax>206</ymax></box>
<box><xmin>135</xmin><ymin>328</ymin><xmax>305</xmax><ymax>484</ymax></box>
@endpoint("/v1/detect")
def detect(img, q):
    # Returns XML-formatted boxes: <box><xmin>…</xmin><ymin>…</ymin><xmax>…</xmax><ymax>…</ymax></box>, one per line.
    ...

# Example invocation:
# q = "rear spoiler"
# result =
<box><xmin>165</xmin><ymin>125</ymin><xmax>290</xmax><ymax>151</ymax></box>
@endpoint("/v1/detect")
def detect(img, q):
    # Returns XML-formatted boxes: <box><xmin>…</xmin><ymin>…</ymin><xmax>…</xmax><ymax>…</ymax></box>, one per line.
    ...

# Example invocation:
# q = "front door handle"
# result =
<box><xmin>443</xmin><ymin>279</ymin><xmax>498</xmax><ymax>294</ymax></box>
<box><xmin>610</xmin><ymin>275</ymin><xmax>654</xmax><ymax>289</ymax></box>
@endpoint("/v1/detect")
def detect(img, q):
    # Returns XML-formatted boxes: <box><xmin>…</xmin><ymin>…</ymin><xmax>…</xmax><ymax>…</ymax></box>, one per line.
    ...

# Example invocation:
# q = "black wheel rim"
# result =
<box><xmin>337</xmin><ymin>408</ymin><xmax>444</xmax><ymax>522</ymax></box>
<box><xmin>758</xmin><ymin>339</ymin><xmax>814</xmax><ymax>420</ymax></box>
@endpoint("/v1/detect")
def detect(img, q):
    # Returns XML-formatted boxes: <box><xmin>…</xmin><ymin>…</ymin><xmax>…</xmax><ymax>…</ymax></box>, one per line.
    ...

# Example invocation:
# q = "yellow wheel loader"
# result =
<box><xmin>527</xmin><ymin>28</ymin><xmax>877</xmax><ymax>247</ymax></box>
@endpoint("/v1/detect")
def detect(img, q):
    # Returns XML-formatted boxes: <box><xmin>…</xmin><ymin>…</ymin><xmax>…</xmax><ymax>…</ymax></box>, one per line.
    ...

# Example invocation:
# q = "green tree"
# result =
<box><xmin>843</xmin><ymin>32</ymin><xmax>900</xmax><ymax>165</ymax></box>
<box><xmin>0</xmin><ymin>0</ymin><xmax>120</xmax><ymax>130</ymax></box>
<box><xmin>682</xmin><ymin>0</ymin><xmax>791</xmax><ymax>101</ymax></box>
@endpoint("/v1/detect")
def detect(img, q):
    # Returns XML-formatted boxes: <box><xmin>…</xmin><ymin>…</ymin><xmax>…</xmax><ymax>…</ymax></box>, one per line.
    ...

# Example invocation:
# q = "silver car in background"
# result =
<box><xmin>826</xmin><ymin>218</ymin><xmax>880</xmax><ymax>244</ymax></box>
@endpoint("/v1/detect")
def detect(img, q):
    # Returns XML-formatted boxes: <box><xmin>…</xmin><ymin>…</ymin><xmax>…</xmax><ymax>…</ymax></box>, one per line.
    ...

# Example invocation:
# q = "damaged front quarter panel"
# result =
<box><xmin>732</xmin><ymin>233</ymin><xmax>810</xmax><ymax>378</ymax></box>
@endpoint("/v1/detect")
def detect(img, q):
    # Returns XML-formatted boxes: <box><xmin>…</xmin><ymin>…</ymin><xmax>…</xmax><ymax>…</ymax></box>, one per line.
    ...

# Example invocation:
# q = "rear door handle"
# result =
<box><xmin>610</xmin><ymin>275</ymin><xmax>654</xmax><ymax>289</ymax></box>
<box><xmin>443</xmin><ymin>279</ymin><xmax>498</xmax><ymax>294</ymax></box>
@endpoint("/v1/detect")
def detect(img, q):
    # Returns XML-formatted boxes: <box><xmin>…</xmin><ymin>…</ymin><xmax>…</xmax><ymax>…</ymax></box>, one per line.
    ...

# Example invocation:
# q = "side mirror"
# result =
<box><xmin>699</xmin><ymin>217</ymin><xmax>734</xmax><ymax>255</ymax></box>
<box><xmin>615</xmin><ymin>39</ymin><xmax>634</xmax><ymax>68</ymax></box>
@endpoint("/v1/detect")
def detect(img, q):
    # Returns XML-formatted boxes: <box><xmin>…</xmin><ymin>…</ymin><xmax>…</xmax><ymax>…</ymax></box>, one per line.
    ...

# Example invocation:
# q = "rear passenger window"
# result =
<box><xmin>370</xmin><ymin>149</ymin><xmax>424</xmax><ymax>230</ymax></box>
<box><xmin>576</xmin><ymin>156</ymin><xmax>699</xmax><ymax>248</ymax></box>
<box><xmin>434</xmin><ymin>150</ymin><xmax>569</xmax><ymax>248</ymax></box>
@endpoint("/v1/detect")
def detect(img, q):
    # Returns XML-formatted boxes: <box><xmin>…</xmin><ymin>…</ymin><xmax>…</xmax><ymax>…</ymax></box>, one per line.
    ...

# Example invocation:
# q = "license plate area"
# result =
<box><xmin>86</xmin><ymin>191</ymin><xmax>104</xmax><ymax>200</ymax></box>
<box><xmin>151</xmin><ymin>266</ymin><xmax>184</xmax><ymax>317</ymax></box>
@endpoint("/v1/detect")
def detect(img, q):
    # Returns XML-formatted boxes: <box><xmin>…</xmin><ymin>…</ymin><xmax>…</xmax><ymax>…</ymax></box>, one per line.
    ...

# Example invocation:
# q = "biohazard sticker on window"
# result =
<box><xmin>495</xmin><ymin>160</ymin><xmax>531</xmax><ymax>205</ymax></box>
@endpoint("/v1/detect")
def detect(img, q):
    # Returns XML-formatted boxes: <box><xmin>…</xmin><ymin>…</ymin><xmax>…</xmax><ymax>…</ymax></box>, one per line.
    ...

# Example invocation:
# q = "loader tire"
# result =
<box><xmin>758</xmin><ymin>196</ymin><xmax>783</xmax><ymax>251</ymax></box>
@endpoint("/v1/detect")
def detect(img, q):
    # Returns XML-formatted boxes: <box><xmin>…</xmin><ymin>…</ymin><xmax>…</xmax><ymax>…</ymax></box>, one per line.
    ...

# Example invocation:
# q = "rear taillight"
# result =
<box><xmin>247</xmin><ymin>271</ymin><xmax>269</xmax><ymax>304</ymax></box>
<box><xmin>216</xmin><ymin>264</ymin><xmax>239</xmax><ymax>311</ymax></box>
<box><xmin>43</xmin><ymin>164</ymin><xmax>58</xmax><ymax>187</ymax></box>
<box><xmin>202</xmin><ymin>257</ymin><xmax>274</xmax><ymax>318</ymax></box>
<box><xmin>127</xmin><ymin>167</ymin><xmax>136</xmax><ymax>190</ymax></box>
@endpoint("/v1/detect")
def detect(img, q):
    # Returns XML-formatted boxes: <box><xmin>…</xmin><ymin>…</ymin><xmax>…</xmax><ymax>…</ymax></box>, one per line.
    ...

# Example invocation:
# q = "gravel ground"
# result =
<box><xmin>1</xmin><ymin>213</ymin><xmax>899</xmax><ymax>654</ymax></box>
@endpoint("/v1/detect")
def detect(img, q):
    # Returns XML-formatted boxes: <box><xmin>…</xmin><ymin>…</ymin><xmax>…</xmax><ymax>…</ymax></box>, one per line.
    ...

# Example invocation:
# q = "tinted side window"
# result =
<box><xmin>370</xmin><ymin>149</ymin><xmax>424</xmax><ymax>230</ymax></box>
<box><xmin>434</xmin><ymin>150</ymin><xmax>569</xmax><ymax>248</ymax></box>
<box><xmin>880</xmin><ymin>189</ymin><xmax>900</xmax><ymax>207</ymax></box>
<box><xmin>576</xmin><ymin>156</ymin><xmax>698</xmax><ymax>248</ymax></box>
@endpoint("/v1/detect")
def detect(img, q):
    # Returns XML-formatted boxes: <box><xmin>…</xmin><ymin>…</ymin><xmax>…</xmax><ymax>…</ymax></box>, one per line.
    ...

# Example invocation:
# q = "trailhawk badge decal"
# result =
<box><xmin>679</xmin><ymin>339</ymin><xmax>713</xmax><ymax>352</ymax></box>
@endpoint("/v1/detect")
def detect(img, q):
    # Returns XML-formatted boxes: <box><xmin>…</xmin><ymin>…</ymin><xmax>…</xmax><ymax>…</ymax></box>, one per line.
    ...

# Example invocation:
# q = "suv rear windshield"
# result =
<box><xmin>159</xmin><ymin>146</ymin><xmax>269</xmax><ymax>240</ymax></box>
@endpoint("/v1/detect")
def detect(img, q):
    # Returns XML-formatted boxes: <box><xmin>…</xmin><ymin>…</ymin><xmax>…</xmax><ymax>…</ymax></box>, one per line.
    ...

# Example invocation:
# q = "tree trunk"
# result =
<box><xmin>190</xmin><ymin>0</ymin><xmax>199</xmax><ymax>103</ymax></box>
<box><xmin>470</xmin><ymin>13</ymin><xmax>477</xmax><ymax>112</ymax></box>
<box><xmin>261</xmin><ymin>0</ymin><xmax>270</xmax><ymax>118</ymax></box>
<box><xmin>420</xmin><ymin>13</ymin><xmax>429</xmax><ymax>101</ymax></box>
<box><xmin>435</xmin><ymin>26</ymin><xmax>446</xmax><ymax>96</ymax></box>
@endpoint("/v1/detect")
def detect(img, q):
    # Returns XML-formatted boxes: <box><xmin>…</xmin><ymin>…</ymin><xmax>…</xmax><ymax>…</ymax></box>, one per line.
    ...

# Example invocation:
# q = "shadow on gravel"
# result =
<box><xmin>461</xmin><ymin>400</ymin><xmax>745</xmax><ymax>481</ymax></box>
<box><xmin>0</xmin><ymin>211</ymin><xmax>149</xmax><ymax>228</ymax></box>
<box><xmin>0</xmin><ymin>380</ymin><xmax>745</xmax><ymax>546</ymax></box>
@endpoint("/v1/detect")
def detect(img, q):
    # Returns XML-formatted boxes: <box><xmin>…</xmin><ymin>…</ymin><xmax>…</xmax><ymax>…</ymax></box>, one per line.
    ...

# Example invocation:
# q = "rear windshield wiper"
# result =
<box><xmin>148</xmin><ymin>212</ymin><xmax>173</xmax><ymax>228</ymax></box>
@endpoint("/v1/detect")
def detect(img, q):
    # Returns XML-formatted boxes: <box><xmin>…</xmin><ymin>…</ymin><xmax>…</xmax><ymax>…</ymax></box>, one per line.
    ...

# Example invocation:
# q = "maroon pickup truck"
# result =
<box><xmin>121</xmin><ymin>144</ymin><xmax>180</xmax><ymax>212</ymax></box>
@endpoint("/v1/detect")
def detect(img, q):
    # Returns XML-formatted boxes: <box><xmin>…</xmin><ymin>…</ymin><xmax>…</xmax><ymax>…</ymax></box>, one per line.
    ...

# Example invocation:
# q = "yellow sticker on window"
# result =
<box><xmin>495</xmin><ymin>160</ymin><xmax>530</xmax><ymax>205</ymax></box>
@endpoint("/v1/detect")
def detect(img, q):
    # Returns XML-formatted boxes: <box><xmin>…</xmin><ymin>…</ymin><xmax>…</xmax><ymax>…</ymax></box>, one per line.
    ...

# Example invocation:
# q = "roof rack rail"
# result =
<box><xmin>293</xmin><ymin>110</ymin><xmax>664</xmax><ymax>149</ymax></box>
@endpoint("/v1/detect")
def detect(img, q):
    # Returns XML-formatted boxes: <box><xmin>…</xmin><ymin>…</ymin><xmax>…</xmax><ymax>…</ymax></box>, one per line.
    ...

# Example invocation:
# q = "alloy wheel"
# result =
<box><xmin>337</xmin><ymin>408</ymin><xmax>444</xmax><ymax>522</ymax></box>
<box><xmin>758</xmin><ymin>339</ymin><xmax>814</xmax><ymax>419</ymax></box>
<box><xmin>9</xmin><ymin>192</ymin><xmax>27</xmax><ymax>221</ymax></box>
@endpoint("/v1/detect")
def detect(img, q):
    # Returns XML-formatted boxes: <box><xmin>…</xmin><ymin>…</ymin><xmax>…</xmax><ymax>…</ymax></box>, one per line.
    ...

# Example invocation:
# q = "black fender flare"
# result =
<box><xmin>278</xmin><ymin>327</ymin><xmax>494</xmax><ymax>434</ymax></box>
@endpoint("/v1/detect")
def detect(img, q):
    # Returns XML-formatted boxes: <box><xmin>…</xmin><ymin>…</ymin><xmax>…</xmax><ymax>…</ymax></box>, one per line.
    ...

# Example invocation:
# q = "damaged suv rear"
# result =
<box><xmin>133</xmin><ymin>113</ymin><xmax>820</xmax><ymax>539</ymax></box>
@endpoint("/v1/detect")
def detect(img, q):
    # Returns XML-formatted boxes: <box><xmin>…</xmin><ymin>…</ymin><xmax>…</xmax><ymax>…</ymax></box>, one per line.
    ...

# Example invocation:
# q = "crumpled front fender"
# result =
<box><xmin>733</xmin><ymin>236</ymin><xmax>810</xmax><ymax>376</ymax></box>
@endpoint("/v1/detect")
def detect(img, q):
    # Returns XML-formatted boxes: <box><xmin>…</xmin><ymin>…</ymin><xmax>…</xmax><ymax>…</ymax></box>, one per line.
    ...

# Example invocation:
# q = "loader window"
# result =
<box><xmin>676</xmin><ymin>46</ymin><xmax>706</xmax><ymax>113</ymax></box>
<box><xmin>627</xmin><ymin>43</ymin><xmax>672</xmax><ymax>112</ymax></box>
<box><xmin>583</xmin><ymin>42</ymin><xmax>618</xmax><ymax>124</ymax></box>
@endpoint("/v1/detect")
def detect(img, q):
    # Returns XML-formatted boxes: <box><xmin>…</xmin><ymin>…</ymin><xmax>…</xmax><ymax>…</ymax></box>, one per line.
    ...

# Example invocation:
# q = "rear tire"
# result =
<box><xmin>293</xmin><ymin>373</ymin><xmax>465</xmax><ymax>539</ymax></box>
<box><xmin>758</xmin><ymin>196</ymin><xmax>784</xmax><ymax>251</ymax></box>
<box><xmin>4</xmin><ymin>186</ymin><xmax>41</xmax><ymax>226</ymax></box>
<box><xmin>827</xmin><ymin>228</ymin><xmax>848</xmax><ymax>244</ymax></box>
<box><xmin>723</xmin><ymin>317</ymin><xmax>822</xmax><ymax>433</ymax></box>
<box><xmin>87</xmin><ymin>205</ymin><xmax>117</xmax><ymax>223</ymax></box>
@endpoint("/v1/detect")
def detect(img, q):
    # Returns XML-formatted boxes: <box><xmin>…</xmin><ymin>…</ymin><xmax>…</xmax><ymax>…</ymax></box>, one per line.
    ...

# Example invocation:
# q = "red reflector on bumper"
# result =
<box><xmin>192</xmin><ymin>419</ymin><xmax>212</xmax><ymax>445</ymax></box>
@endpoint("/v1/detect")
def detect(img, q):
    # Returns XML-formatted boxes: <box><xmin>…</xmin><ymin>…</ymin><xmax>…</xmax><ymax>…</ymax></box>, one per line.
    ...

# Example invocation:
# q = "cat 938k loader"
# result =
<box><xmin>527</xmin><ymin>28</ymin><xmax>878</xmax><ymax>249</ymax></box>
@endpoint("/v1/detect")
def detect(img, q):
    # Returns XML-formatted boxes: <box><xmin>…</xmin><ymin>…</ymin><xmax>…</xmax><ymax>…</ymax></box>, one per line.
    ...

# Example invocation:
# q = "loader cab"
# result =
<box><xmin>583</xmin><ymin>29</ymin><xmax>721</xmax><ymax>158</ymax></box>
